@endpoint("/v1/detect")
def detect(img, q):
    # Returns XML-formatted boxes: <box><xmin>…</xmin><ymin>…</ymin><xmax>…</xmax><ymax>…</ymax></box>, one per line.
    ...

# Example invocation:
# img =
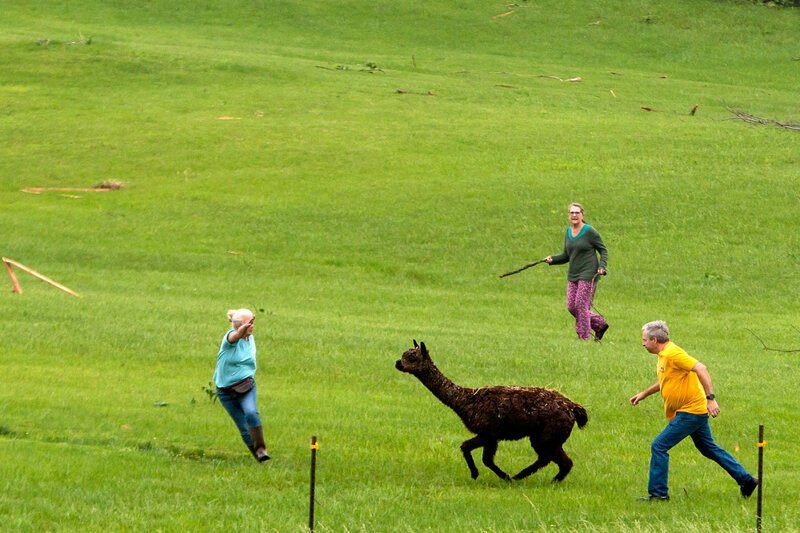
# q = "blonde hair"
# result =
<box><xmin>569</xmin><ymin>202</ymin><xmax>585</xmax><ymax>215</ymax></box>
<box><xmin>227</xmin><ymin>308</ymin><xmax>254</xmax><ymax>327</ymax></box>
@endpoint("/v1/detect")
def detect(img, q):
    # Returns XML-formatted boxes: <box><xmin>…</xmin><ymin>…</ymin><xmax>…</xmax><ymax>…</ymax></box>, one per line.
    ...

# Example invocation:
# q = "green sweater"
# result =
<box><xmin>550</xmin><ymin>224</ymin><xmax>608</xmax><ymax>282</ymax></box>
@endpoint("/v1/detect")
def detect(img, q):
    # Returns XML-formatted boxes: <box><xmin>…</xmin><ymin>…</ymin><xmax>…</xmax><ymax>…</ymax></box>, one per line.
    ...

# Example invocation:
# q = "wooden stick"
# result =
<box><xmin>499</xmin><ymin>259</ymin><xmax>546</xmax><ymax>278</ymax></box>
<box><xmin>746</xmin><ymin>328</ymin><xmax>800</xmax><ymax>353</ymax></box>
<box><xmin>727</xmin><ymin>108</ymin><xmax>800</xmax><ymax>132</ymax></box>
<box><xmin>3</xmin><ymin>259</ymin><xmax>23</xmax><ymax>294</ymax></box>
<box><xmin>1</xmin><ymin>257</ymin><xmax>80</xmax><ymax>297</ymax></box>
<box><xmin>20</xmin><ymin>187</ymin><xmax>115</xmax><ymax>193</ymax></box>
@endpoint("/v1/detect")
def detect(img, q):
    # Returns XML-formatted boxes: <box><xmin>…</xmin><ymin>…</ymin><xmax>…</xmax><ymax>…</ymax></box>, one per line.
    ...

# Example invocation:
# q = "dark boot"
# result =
<box><xmin>246</xmin><ymin>444</ymin><xmax>259</xmax><ymax>460</ymax></box>
<box><xmin>248</xmin><ymin>426</ymin><xmax>271</xmax><ymax>462</ymax></box>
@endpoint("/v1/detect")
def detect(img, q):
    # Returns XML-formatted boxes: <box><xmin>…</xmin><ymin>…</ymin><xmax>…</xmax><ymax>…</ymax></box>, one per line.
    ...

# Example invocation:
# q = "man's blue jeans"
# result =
<box><xmin>648</xmin><ymin>411</ymin><xmax>753</xmax><ymax>498</ymax></box>
<box><xmin>218</xmin><ymin>381</ymin><xmax>262</xmax><ymax>447</ymax></box>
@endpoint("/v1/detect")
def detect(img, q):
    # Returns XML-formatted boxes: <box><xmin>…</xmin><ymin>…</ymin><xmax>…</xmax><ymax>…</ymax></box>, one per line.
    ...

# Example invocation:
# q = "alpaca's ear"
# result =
<box><xmin>413</xmin><ymin>339</ymin><xmax>419</xmax><ymax>348</ymax></box>
<box><xmin>420</xmin><ymin>341</ymin><xmax>428</xmax><ymax>356</ymax></box>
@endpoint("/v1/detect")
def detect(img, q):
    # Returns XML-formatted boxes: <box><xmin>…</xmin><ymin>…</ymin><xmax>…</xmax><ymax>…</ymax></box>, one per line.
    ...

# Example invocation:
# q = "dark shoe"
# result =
<box><xmin>740</xmin><ymin>477</ymin><xmax>759</xmax><ymax>498</ymax></box>
<box><xmin>595</xmin><ymin>324</ymin><xmax>610</xmax><ymax>342</ymax></box>
<box><xmin>638</xmin><ymin>495</ymin><xmax>669</xmax><ymax>502</ymax></box>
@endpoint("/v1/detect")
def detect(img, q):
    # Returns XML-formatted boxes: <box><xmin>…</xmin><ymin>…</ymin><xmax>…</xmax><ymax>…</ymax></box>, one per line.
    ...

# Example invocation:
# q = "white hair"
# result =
<box><xmin>227</xmin><ymin>308</ymin><xmax>254</xmax><ymax>327</ymax></box>
<box><xmin>642</xmin><ymin>320</ymin><xmax>670</xmax><ymax>343</ymax></box>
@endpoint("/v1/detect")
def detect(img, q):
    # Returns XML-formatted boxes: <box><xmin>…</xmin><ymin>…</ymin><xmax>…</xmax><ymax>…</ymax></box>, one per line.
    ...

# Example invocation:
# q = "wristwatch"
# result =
<box><xmin>706</xmin><ymin>394</ymin><xmax>716</xmax><ymax>400</ymax></box>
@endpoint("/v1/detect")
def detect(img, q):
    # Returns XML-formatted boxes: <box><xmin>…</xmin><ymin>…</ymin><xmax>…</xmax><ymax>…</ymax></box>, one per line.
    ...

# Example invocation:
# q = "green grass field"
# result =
<box><xmin>1</xmin><ymin>0</ymin><xmax>799</xmax><ymax>530</ymax></box>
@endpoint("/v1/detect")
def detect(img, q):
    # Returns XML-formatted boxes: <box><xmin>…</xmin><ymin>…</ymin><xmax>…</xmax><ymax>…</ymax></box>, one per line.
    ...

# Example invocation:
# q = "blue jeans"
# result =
<box><xmin>648</xmin><ymin>411</ymin><xmax>753</xmax><ymax>497</ymax></box>
<box><xmin>217</xmin><ymin>380</ymin><xmax>262</xmax><ymax>447</ymax></box>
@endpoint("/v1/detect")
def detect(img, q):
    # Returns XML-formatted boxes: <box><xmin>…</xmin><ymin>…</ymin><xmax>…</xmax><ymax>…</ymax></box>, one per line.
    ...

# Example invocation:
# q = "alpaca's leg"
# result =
<box><xmin>460</xmin><ymin>436</ymin><xmax>484</xmax><ymax>479</ymax></box>
<box><xmin>513</xmin><ymin>456</ymin><xmax>551</xmax><ymax>480</ymax></box>
<box><xmin>481</xmin><ymin>440</ymin><xmax>511</xmax><ymax>481</ymax></box>
<box><xmin>551</xmin><ymin>448</ymin><xmax>574</xmax><ymax>482</ymax></box>
<box><xmin>513</xmin><ymin>437</ymin><xmax>552</xmax><ymax>480</ymax></box>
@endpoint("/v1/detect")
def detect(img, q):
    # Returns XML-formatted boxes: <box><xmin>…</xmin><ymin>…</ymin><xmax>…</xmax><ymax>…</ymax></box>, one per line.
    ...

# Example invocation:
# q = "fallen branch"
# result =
<box><xmin>493</xmin><ymin>10</ymin><xmax>515</xmax><ymax>19</ymax></box>
<box><xmin>746</xmin><ymin>328</ymin><xmax>800</xmax><ymax>353</ymax></box>
<box><xmin>21</xmin><ymin>183</ymin><xmax>121</xmax><ymax>194</ymax></box>
<box><xmin>536</xmin><ymin>75</ymin><xmax>582</xmax><ymax>82</ymax></box>
<box><xmin>395</xmin><ymin>89</ymin><xmax>435</xmax><ymax>96</ymax></box>
<box><xmin>2</xmin><ymin>257</ymin><xmax>80</xmax><ymax>297</ymax></box>
<box><xmin>727</xmin><ymin>108</ymin><xmax>800</xmax><ymax>132</ymax></box>
<box><xmin>493</xmin><ymin>3</ymin><xmax>527</xmax><ymax>18</ymax></box>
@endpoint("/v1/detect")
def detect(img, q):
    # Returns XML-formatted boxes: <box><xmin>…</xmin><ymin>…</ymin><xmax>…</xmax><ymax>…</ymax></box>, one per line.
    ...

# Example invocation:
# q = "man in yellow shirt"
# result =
<box><xmin>629</xmin><ymin>320</ymin><xmax>759</xmax><ymax>501</ymax></box>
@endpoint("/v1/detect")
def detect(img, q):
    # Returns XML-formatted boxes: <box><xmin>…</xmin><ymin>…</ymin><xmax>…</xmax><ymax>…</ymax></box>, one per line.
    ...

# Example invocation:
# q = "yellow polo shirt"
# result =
<box><xmin>657</xmin><ymin>342</ymin><xmax>707</xmax><ymax>420</ymax></box>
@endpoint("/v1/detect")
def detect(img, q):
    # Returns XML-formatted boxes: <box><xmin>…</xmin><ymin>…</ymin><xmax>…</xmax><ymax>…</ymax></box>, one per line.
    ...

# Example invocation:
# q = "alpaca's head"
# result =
<box><xmin>395</xmin><ymin>339</ymin><xmax>433</xmax><ymax>374</ymax></box>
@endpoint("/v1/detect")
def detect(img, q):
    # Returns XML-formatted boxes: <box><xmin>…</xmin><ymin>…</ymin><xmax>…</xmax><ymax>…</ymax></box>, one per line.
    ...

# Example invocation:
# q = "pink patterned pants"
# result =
<box><xmin>566</xmin><ymin>280</ymin><xmax>607</xmax><ymax>340</ymax></box>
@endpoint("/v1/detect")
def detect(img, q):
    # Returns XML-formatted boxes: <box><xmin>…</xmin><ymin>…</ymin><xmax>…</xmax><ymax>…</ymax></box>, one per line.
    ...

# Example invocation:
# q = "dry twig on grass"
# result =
<box><xmin>536</xmin><ymin>75</ymin><xmax>582</xmax><ymax>82</ymax></box>
<box><xmin>493</xmin><ymin>10</ymin><xmax>515</xmax><ymax>18</ymax></box>
<box><xmin>727</xmin><ymin>108</ymin><xmax>800</xmax><ymax>132</ymax></box>
<box><xmin>493</xmin><ymin>3</ymin><xmax>526</xmax><ymax>19</ymax></box>
<box><xmin>22</xmin><ymin>181</ymin><xmax>123</xmax><ymax>194</ymax></box>
<box><xmin>395</xmin><ymin>89</ymin><xmax>435</xmax><ymax>96</ymax></box>
<box><xmin>746</xmin><ymin>328</ymin><xmax>800</xmax><ymax>353</ymax></box>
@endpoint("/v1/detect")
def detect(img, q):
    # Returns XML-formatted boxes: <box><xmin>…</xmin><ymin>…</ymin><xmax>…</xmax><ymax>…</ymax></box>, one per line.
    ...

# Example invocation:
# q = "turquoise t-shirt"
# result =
<box><xmin>213</xmin><ymin>329</ymin><xmax>257</xmax><ymax>388</ymax></box>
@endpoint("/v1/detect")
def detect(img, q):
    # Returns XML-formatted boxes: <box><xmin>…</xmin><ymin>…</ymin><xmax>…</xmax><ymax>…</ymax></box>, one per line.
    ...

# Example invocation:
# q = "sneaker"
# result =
<box><xmin>638</xmin><ymin>495</ymin><xmax>669</xmax><ymax>502</ymax></box>
<box><xmin>595</xmin><ymin>324</ymin><xmax>610</xmax><ymax>342</ymax></box>
<box><xmin>740</xmin><ymin>477</ymin><xmax>759</xmax><ymax>498</ymax></box>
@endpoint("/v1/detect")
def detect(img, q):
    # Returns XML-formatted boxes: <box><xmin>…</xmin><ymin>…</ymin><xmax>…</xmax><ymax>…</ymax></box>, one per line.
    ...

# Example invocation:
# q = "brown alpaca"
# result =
<box><xmin>395</xmin><ymin>340</ymin><xmax>587</xmax><ymax>482</ymax></box>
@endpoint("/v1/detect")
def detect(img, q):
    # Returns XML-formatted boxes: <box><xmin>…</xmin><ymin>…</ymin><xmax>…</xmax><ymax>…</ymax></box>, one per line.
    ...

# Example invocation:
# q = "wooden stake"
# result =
<box><xmin>1</xmin><ymin>257</ymin><xmax>80</xmax><ymax>297</ymax></box>
<box><xmin>309</xmin><ymin>436</ymin><xmax>319</xmax><ymax>531</ymax></box>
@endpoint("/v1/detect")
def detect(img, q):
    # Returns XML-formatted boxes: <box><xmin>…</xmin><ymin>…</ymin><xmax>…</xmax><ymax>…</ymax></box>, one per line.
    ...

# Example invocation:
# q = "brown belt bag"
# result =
<box><xmin>220</xmin><ymin>377</ymin><xmax>254</xmax><ymax>395</ymax></box>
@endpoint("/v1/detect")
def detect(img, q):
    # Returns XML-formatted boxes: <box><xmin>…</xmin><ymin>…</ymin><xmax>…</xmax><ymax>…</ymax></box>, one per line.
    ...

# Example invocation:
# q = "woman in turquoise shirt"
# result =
<box><xmin>545</xmin><ymin>203</ymin><xmax>609</xmax><ymax>341</ymax></box>
<box><xmin>214</xmin><ymin>308</ymin><xmax>270</xmax><ymax>462</ymax></box>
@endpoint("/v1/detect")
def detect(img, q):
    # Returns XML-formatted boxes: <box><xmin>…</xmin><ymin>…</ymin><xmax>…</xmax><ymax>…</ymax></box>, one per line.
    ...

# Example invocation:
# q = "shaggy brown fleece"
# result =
<box><xmin>396</xmin><ymin>340</ymin><xmax>587</xmax><ymax>482</ymax></box>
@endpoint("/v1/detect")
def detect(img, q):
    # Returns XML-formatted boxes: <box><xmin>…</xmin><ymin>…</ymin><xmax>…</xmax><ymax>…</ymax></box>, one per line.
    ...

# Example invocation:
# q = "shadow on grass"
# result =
<box><xmin>0</xmin><ymin>424</ymin><xmax>237</xmax><ymax>463</ymax></box>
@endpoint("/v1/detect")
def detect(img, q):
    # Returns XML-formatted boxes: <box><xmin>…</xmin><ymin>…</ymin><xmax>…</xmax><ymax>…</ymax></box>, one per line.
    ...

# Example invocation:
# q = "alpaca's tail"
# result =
<box><xmin>572</xmin><ymin>403</ymin><xmax>588</xmax><ymax>429</ymax></box>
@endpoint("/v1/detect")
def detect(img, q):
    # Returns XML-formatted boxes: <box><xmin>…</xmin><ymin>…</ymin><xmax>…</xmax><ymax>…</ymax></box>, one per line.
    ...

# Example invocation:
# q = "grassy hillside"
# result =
<box><xmin>1</xmin><ymin>1</ymin><xmax>798</xmax><ymax>530</ymax></box>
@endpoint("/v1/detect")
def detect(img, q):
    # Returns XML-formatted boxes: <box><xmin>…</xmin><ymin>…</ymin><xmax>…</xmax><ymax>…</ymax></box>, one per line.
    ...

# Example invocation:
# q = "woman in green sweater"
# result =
<box><xmin>545</xmin><ymin>203</ymin><xmax>609</xmax><ymax>341</ymax></box>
